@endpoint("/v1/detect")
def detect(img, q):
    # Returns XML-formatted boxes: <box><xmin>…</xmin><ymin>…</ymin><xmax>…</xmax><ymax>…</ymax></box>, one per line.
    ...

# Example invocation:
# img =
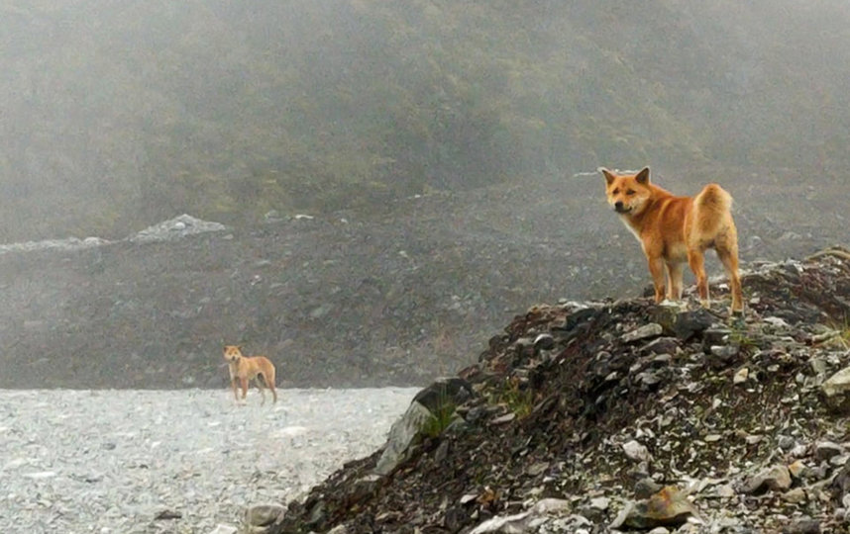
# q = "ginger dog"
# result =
<box><xmin>223</xmin><ymin>345</ymin><xmax>278</xmax><ymax>404</ymax></box>
<box><xmin>601</xmin><ymin>167</ymin><xmax>743</xmax><ymax>313</ymax></box>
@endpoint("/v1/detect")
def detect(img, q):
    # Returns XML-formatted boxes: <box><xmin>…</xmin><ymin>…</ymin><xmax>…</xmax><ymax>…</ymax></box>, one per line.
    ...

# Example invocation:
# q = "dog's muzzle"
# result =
<box><xmin>614</xmin><ymin>202</ymin><xmax>630</xmax><ymax>214</ymax></box>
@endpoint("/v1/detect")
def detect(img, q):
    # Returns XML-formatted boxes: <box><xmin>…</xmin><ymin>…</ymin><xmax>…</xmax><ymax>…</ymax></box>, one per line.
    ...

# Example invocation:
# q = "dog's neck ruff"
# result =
<box><xmin>619</xmin><ymin>215</ymin><xmax>642</xmax><ymax>243</ymax></box>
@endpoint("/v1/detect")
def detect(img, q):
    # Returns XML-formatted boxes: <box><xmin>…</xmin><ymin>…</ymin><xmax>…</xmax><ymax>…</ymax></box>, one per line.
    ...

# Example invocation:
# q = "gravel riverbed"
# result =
<box><xmin>0</xmin><ymin>388</ymin><xmax>419</xmax><ymax>533</ymax></box>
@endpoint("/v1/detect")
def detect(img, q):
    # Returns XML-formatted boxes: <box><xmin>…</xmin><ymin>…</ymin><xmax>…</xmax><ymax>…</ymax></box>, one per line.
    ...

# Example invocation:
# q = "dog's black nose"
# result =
<box><xmin>614</xmin><ymin>201</ymin><xmax>624</xmax><ymax>210</ymax></box>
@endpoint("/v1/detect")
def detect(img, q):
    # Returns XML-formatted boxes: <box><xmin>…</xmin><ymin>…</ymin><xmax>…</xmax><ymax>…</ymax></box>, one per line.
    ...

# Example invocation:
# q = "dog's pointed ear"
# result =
<box><xmin>599</xmin><ymin>167</ymin><xmax>616</xmax><ymax>186</ymax></box>
<box><xmin>635</xmin><ymin>167</ymin><xmax>650</xmax><ymax>185</ymax></box>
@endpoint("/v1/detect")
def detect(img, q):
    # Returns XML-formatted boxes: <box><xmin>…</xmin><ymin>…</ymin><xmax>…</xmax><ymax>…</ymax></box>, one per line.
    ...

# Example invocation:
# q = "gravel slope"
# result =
<box><xmin>0</xmin><ymin>388</ymin><xmax>419</xmax><ymax>534</ymax></box>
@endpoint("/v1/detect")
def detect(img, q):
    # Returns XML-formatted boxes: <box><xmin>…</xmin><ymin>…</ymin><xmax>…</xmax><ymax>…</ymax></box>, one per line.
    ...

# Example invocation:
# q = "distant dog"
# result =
<box><xmin>600</xmin><ymin>167</ymin><xmax>743</xmax><ymax>313</ymax></box>
<box><xmin>223</xmin><ymin>345</ymin><xmax>278</xmax><ymax>404</ymax></box>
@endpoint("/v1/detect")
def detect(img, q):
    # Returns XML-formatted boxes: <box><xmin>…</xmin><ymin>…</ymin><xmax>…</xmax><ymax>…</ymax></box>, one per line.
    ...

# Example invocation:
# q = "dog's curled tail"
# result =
<box><xmin>693</xmin><ymin>183</ymin><xmax>733</xmax><ymax>236</ymax></box>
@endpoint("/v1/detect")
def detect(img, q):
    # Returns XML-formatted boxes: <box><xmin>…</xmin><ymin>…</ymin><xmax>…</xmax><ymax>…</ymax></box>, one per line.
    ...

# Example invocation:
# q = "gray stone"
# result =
<box><xmin>652</xmin><ymin>353</ymin><xmax>673</xmax><ymax>365</ymax></box>
<box><xmin>610</xmin><ymin>486</ymin><xmax>696</xmax><ymax>530</ymax></box>
<box><xmin>831</xmin><ymin>454</ymin><xmax>850</xmax><ymax>467</ymax></box>
<box><xmin>533</xmin><ymin>334</ymin><xmax>555</xmax><ymax>351</ymax></box>
<box><xmin>590</xmin><ymin>496</ymin><xmax>610</xmax><ymax>511</ymax></box>
<box><xmin>413</xmin><ymin>378</ymin><xmax>472</xmax><ymax>413</ymax></box>
<box><xmin>822</xmin><ymin>367</ymin><xmax>850</xmax><ymax>412</ymax></box>
<box><xmin>672</xmin><ymin>309</ymin><xmax>716</xmax><ymax>340</ymax></box>
<box><xmin>710</xmin><ymin>344</ymin><xmax>739</xmax><ymax>362</ymax></box>
<box><xmin>634</xmin><ymin>478</ymin><xmax>663</xmax><ymax>499</ymax></box>
<box><xmin>622</xmin><ymin>323</ymin><xmax>663</xmax><ymax>343</ymax></box>
<box><xmin>810</xmin><ymin>358</ymin><xmax>829</xmax><ymax>376</ymax></box>
<box><xmin>642</xmin><ymin>337</ymin><xmax>679</xmax><ymax>355</ymax></box>
<box><xmin>349</xmin><ymin>475</ymin><xmax>382</xmax><ymax>505</ymax></box>
<box><xmin>714</xmin><ymin>484</ymin><xmax>736</xmax><ymax>498</ymax></box>
<box><xmin>823</xmin><ymin>367</ymin><xmax>850</xmax><ymax>397</ymax></box>
<box><xmin>623</xmin><ymin>440</ymin><xmax>651</xmax><ymax>462</ymax></box>
<box><xmin>815</xmin><ymin>441</ymin><xmax>844</xmax><ymax>462</ymax></box>
<box><xmin>782</xmin><ymin>518</ymin><xmax>820</xmax><ymax>534</ymax></box>
<box><xmin>374</xmin><ymin>400</ymin><xmax>433</xmax><ymax>476</ymax></box>
<box><xmin>702</xmin><ymin>326</ymin><xmax>732</xmax><ymax>346</ymax></box>
<box><xmin>375</xmin><ymin>378</ymin><xmax>471</xmax><ymax>476</ymax></box>
<box><xmin>468</xmin><ymin>499</ymin><xmax>569</xmax><ymax>534</ymax></box>
<box><xmin>637</xmin><ymin>371</ymin><xmax>662</xmax><ymax>387</ymax></box>
<box><xmin>742</xmin><ymin>464</ymin><xmax>792</xmax><ymax>494</ymax></box>
<box><xmin>245</xmin><ymin>504</ymin><xmax>285</xmax><ymax>527</ymax></box>
<box><xmin>763</xmin><ymin>316</ymin><xmax>791</xmax><ymax>330</ymax></box>
<box><xmin>491</xmin><ymin>412</ymin><xmax>517</xmax><ymax>425</ymax></box>
<box><xmin>777</xmin><ymin>435</ymin><xmax>796</xmax><ymax>451</ymax></box>
<box><xmin>782</xmin><ymin>487</ymin><xmax>807</xmax><ymax>504</ymax></box>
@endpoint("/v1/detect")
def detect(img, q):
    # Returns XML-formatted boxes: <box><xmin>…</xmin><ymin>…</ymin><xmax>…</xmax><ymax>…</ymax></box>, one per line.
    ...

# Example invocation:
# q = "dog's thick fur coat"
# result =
<box><xmin>223</xmin><ymin>345</ymin><xmax>278</xmax><ymax>404</ymax></box>
<box><xmin>601</xmin><ymin>167</ymin><xmax>743</xmax><ymax>313</ymax></box>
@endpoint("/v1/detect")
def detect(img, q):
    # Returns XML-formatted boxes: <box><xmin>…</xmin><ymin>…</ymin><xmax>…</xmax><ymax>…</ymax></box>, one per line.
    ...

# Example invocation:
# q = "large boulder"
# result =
<box><xmin>374</xmin><ymin>378</ymin><xmax>471</xmax><ymax>476</ymax></box>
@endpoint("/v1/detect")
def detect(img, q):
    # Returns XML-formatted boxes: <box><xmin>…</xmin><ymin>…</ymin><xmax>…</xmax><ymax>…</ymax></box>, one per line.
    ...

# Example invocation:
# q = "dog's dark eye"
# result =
<box><xmin>612</xmin><ymin>188</ymin><xmax>619</xmax><ymax>194</ymax></box>
<box><xmin>626</xmin><ymin>190</ymin><xmax>635</xmax><ymax>195</ymax></box>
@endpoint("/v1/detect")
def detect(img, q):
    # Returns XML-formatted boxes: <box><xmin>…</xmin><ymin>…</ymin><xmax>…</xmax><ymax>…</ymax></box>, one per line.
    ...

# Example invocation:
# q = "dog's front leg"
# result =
<box><xmin>647</xmin><ymin>255</ymin><xmax>666</xmax><ymax>303</ymax></box>
<box><xmin>666</xmin><ymin>262</ymin><xmax>685</xmax><ymax>301</ymax></box>
<box><xmin>230</xmin><ymin>378</ymin><xmax>240</xmax><ymax>401</ymax></box>
<box><xmin>240</xmin><ymin>377</ymin><xmax>249</xmax><ymax>400</ymax></box>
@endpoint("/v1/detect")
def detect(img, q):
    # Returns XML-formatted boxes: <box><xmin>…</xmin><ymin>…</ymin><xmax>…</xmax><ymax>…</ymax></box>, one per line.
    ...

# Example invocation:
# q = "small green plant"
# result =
<box><xmin>827</xmin><ymin>316</ymin><xmax>850</xmax><ymax>350</ymax></box>
<box><xmin>839</xmin><ymin>329</ymin><xmax>850</xmax><ymax>350</ymax></box>
<box><xmin>501</xmin><ymin>377</ymin><xmax>535</xmax><ymax>419</ymax></box>
<box><xmin>420</xmin><ymin>389</ymin><xmax>457</xmax><ymax>438</ymax></box>
<box><xmin>728</xmin><ymin>323</ymin><xmax>760</xmax><ymax>352</ymax></box>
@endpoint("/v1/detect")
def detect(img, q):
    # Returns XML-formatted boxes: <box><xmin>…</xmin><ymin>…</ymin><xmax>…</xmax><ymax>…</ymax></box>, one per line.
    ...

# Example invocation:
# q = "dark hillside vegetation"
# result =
<box><xmin>1</xmin><ymin>1</ymin><xmax>849</xmax><ymax>240</ymax></box>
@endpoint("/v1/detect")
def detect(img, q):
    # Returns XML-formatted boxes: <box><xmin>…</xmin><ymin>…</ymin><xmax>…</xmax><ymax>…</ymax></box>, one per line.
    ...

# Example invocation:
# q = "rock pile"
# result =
<box><xmin>129</xmin><ymin>214</ymin><xmax>227</xmax><ymax>243</ymax></box>
<box><xmin>264</xmin><ymin>246</ymin><xmax>850</xmax><ymax>533</ymax></box>
<box><xmin>0</xmin><ymin>214</ymin><xmax>225</xmax><ymax>256</ymax></box>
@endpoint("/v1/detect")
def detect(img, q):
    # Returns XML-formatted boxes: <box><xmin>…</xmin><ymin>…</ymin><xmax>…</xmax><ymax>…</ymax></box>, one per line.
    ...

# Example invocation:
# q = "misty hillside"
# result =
<box><xmin>1</xmin><ymin>170</ymin><xmax>845</xmax><ymax>390</ymax></box>
<box><xmin>2</xmin><ymin>0</ymin><xmax>850</xmax><ymax>241</ymax></box>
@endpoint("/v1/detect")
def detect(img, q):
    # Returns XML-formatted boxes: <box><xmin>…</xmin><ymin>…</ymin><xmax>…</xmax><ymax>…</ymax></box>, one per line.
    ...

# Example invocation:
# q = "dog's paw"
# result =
<box><xmin>727</xmin><ymin>308</ymin><xmax>746</xmax><ymax>326</ymax></box>
<box><xmin>658</xmin><ymin>298</ymin><xmax>685</xmax><ymax>310</ymax></box>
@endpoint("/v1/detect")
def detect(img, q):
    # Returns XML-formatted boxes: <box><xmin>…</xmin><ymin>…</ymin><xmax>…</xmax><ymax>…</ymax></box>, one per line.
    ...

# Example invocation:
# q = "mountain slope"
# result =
<box><xmin>2</xmin><ymin>1</ymin><xmax>850</xmax><ymax>240</ymax></box>
<box><xmin>1</xmin><ymin>172</ymin><xmax>847</xmax><ymax>391</ymax></box>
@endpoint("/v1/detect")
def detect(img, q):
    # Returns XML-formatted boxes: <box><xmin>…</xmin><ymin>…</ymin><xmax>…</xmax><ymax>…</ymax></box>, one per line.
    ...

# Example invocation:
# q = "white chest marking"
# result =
<box><xmin>619</xmin><ymin>217</ymin><xmax>643</xmax><ymax>246</ymax></box>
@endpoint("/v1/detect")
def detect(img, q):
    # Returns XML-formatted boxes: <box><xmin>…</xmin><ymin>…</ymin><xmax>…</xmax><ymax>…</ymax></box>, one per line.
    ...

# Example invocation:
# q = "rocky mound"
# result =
<box><xmin>265</xmin><ymin>246</ymin><xmax>850</xmax><ymax>533</ymax></box>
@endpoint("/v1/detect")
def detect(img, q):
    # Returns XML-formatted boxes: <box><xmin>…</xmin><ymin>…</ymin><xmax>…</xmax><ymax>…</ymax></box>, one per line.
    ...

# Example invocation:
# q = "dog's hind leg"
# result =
<box><xmin>256</xmin><ymin>375</ymin><xmax>267</xmax><ymax>406</ymax></box>
<box><xmin>687</xmin><ymin>249</ymin><xmax>710</xmax><ymax>307</ymax></box>
<box><xmin>267</xmin><ymin>366</ymin><xmax>278</xmax><ymax>404</ymax></box>
<box><xmin>715</xmin><ymin>230</ymin><xmax>743</xmax><ymax>314</ymax></box>
<box><xmin>269</xmin><ymin>377</ymin><xmax>278</xmax><ymax>404</ymax></box>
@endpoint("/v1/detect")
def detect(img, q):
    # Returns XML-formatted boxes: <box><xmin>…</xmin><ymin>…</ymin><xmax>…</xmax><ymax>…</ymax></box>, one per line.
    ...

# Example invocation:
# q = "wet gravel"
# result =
<box><xmin>0</xmin><ymin>387</ymin><xmax>418</xmax><ymax>533</ymax></box>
